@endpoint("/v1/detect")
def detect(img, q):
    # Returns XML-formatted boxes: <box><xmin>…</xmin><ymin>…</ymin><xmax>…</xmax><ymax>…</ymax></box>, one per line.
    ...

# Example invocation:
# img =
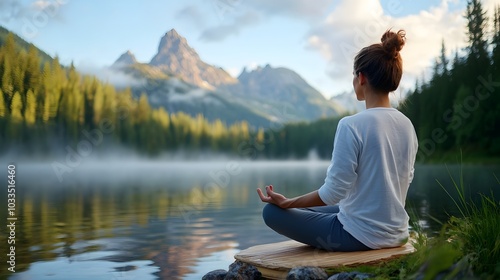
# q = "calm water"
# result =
<box><xmin>1</xmin><ymin>160</ymin><xmax>499</xmax><ymax>280</ymax></box>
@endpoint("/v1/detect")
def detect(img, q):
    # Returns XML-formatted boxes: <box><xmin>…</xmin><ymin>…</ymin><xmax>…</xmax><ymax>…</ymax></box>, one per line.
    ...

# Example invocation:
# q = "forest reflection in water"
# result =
<box><xmin>1</xmin><ymin>160</ymin><xmax>499</xmax><ymax>279</ymax></box>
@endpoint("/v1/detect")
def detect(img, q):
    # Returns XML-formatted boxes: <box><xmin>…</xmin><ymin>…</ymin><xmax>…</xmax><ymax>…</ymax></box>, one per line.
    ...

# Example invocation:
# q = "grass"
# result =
<box><xmin>443</xmin><ymin>170</ymin><xmax>500</xmax><ymax>278</ymax></box>
<box><xmin>323</xmin><ymin>165</ymin><xmax>500</xmax><ymax>279</ymax></box>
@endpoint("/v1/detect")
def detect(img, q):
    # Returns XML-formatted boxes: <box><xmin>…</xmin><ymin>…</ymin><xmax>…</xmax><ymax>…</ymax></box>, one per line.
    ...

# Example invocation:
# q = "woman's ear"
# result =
<box><xmin>358</xmin><ymin>72</ymin><xmax>367</xmax><ymax>86</ymax></box>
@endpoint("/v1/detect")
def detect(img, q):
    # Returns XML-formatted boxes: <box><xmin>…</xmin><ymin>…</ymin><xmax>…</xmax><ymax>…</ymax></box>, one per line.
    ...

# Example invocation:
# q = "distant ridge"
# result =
<box><xmin>219</xmin><ymin>64</ymin><xmax>343</xmax><ymax>122</ymax></box>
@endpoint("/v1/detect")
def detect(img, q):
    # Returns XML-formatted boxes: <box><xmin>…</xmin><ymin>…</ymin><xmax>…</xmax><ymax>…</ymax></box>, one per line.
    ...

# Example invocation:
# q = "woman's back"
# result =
<box><xmin>325</xmin><ymin>108</ymin><xmax>418</xmax><ymax>249</ymax></box>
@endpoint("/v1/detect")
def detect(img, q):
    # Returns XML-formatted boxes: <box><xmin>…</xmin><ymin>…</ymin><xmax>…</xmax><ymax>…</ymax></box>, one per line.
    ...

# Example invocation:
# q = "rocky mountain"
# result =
<box><xmin>330</xmin><ymin>90</ymin><xmax>404</xmax><ymax>114</ymax></box>
<box><xmin>127</xmin><ymin>77</ymin><xmax>272</xmax><ymax>127</ymax></box>
<box><xmin>219</xmin><ymin>65</ymin><xmax>343</xmax><ymax>122</ymax></box>
<box><xmin>110</xmin><ymin>29</ymin><xmax>345</xmax><ymax>127</ymax></box>
<box><xmin>330</xmin><ymin>91</ymin><xmax>365</xmax><ymax>114</ymax></box>
<box><xmin>112</xmin><ymin>50</ymin><xmax>138</xmax><ymax>68</ymax></box>
<box><xmin>149</xmin><ymin>29</ymin><xmax>237</xmax><ymax>89</ymax></box>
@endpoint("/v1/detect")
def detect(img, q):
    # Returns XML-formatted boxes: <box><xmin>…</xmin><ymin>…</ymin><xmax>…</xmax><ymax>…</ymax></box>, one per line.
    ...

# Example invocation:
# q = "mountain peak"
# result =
<box><xmin>166</xmin><ymin>28</ymin><xmax>180</xmax><ymax>38</ymax></box>
<box><xmin>151</xmin><ymin>28</ymin><xmax>199</xmax><ymax>66</ymax></box>
<box><xmin>112</xmin><ymin>50</ymin><xmax>137</xmax><ymax>67</ymax></box>
<box><xmin>149</xmin><ymin>28</ymin><xmax>236</xmax><ymax>88</ymax></box>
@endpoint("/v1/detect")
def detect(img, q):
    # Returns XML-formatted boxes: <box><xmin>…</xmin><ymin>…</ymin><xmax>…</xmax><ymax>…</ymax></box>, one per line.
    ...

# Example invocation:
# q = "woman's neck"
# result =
<box><xmin>364</xmin><ymin>90</ymin><xmax>391</xmax><ymax>109</ymax></box>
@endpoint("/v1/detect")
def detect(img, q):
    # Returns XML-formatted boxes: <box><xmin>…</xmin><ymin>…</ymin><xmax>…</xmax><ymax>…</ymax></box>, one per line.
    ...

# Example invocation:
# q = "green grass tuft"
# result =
<box><xmin>437</xmin><ymin>159</ymin><xmax>500</xmax><ymax>278</ymax></box>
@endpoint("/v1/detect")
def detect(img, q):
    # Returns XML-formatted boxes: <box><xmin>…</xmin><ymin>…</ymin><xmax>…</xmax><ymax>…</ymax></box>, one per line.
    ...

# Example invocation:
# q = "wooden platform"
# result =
<box><xmin>234</xmin><ymin>240</ymin><xmax>415</xmax><ymax>279</ymax></box>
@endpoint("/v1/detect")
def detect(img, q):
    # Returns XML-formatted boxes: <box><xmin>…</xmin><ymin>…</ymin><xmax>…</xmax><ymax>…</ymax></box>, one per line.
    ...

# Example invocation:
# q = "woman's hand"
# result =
<box><xmin>256</xmin><ymin>185</ymin><xmax>291</xmax><ymax>208</ymax></box>
<box><xmin>257</xmin><ymin>186</ymin><xmax>326</xmax><ymax>209</ymax></box>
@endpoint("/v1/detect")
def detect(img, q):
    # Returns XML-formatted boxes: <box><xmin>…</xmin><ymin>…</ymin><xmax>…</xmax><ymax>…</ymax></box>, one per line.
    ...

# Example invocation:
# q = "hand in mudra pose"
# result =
<box><xmin>257</xmin><ymin>185</ymin><xmax>290</xmax><ymax>208</ymax></box>
<box><xmin>257</xmin><ymin>185</ymin><xmax>326</xmax><ymax>209</ymax></box>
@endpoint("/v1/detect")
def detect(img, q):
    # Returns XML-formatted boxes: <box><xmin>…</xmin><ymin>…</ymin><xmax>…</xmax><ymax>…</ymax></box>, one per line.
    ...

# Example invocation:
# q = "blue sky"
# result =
<box><xmin>0</xmin><ymin>0</ymin><xmax>497</xmax><ymax>98</ymax></box>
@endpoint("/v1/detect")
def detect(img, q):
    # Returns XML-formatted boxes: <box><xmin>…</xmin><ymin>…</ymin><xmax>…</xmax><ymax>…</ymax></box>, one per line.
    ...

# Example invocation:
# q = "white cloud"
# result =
<box><xmin>307</xmin><ymin>35</ymin><xmax>332</xmax><ymax>61</ymax></box>
<box><xmin>247</xmin><ymin>0</ymin><xmax>334</xmax><ymax>19</ymax></box>
<box><xmin>32</xmin><ymin>0</ymin><xmax>52</xmax><ymax>10</ymax></box>
<box><xmin>0</xmin><ymin>0</ymin><xmax>24</xmax><ymax>22</ymax></box>
<box><xmin>193</xmin><ymin>0</ymin><xmax>334</xmax><ymax>42</ymax></box>
<box><xmin>306</xmin><ymin>0</ymin><xmax>469</xmax><ymax>93</ymax></box>
<box><xmin>175</xmin><ymin>5</ymin><xmax>207</xmax><ymax>28</ymax></box>
<box><xmin>76</xmin><ymin>61</ymin><xmax>145</xmax><ymax>88</ymax></box>
<box><xmin>199</xmin><ymin>10</ymin><xmax>260</xmax><ymax>41</ymax></box>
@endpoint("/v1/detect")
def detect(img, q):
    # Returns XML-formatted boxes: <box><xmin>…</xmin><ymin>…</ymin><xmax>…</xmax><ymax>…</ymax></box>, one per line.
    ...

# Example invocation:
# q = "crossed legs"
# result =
<box><xmin>262</xmin><ymin>204</ymin><xmax>370</xmax><ymax>251</ymax></box>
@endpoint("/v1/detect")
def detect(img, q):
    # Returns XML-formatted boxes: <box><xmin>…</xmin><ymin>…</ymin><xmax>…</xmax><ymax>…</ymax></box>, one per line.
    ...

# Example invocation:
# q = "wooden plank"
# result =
<box><xmin>235</xmin><ymin>240</ymin><xmax>415</xmax><ymax>279</ymax></box>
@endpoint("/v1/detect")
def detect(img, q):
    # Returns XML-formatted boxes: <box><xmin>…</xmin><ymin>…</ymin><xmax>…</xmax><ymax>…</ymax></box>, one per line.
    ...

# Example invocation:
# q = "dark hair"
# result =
<box><xmin>353</xmin><ymin>29</ymin><xmax>406</xmax><ymax>93</ymax></box>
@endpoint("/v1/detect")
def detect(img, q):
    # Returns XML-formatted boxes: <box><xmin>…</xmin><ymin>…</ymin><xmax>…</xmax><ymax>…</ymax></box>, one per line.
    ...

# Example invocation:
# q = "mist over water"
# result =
<box><xmin>1</xmin><ymin>157</ymin><xmax>499</xmax><ymax>279</ymax></box>
<box><xmin>13</xmin><ymin>155</ymin><xmax>329</xmax><ymax>186</ymax></box>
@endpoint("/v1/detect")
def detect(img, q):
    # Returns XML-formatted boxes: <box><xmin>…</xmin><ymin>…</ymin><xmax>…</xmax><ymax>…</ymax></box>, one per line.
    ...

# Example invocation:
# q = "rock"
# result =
<box><xmin>202</xmin><ymin>269</ymin><xmax>228</xmax><ymax>280</ymax></box>
<box><xmin>224</xmin><ymin>261</ymin><xmax>262</xmax><ymax>280</ymax></box>
<box><xmin>328</xmin><ymin>271</ymin><xmax>373</xmax><ymax>280</ymax></box>
<box><xmin>286</xmin><ymin>266</ymin><xmax>328</xmax><ymax>280</ymax></box>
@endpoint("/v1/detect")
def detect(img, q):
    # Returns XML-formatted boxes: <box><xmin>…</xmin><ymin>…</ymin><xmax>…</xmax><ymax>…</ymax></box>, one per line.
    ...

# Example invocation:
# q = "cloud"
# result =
<box><xmin>32</xmin><ymin>0</ymin><xmax>54</xmax><ymax>10</ymax></box>
<box><xmin>306</xmin><ymin>0</ymin><xmax>468</xmax><ymax>92</ymax></box>
<box><xmin>0</xmin><ymin>0</ymin><xmax>67</xmax><ymax>23</ymax></box>
<box><xmin>482</xmin><ymin>0</ymin><xmax>500</xmax><ymax>24</ymax></box>
<box><xmin>196</xmin><ymin>0</ymin><xmax>334</xmax><ymax>42</ymax></box>
<box><xmin>77</xmin><ymin>62</ymin><xmax>145</xmax><ymax>88</ymax></box>
<box><xmin>0</xmin><ymin>0</ymin><xmax>28</xmax><ymax>23</ymax></box>
<box><xmin>175</xmin><ymin>5</ymin><xmax>207</xmax><ymax>28</ymax></box>
<box><xmin>246</xmin><ymin>0</ymin><xmax>334</xmax><ymax>19</ymax></box>
<box><xmin>199</xmin><ymin>10</ymin><xmax>260</xmax><ymax>42</ymax></box>
<box><xmin>1</xmin><ymin>0</ymin><xmax>68</xmax><ymax>39</ymax></box>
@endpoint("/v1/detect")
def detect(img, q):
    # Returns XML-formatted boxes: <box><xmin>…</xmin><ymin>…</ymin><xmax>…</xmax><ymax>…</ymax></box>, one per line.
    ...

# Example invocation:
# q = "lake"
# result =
<box><xmin>1</xmin><ymin>160</ymin><xmax>499</xmax><ymax>279</ymax></box>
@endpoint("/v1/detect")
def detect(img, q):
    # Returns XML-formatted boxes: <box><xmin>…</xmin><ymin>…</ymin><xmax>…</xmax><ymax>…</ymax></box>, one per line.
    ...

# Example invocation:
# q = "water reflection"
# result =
<box><xmin>407</xmin><ymin>164</ymin><xmax>500</xmax><ymax>232</ymax></box>
<box><xmin>0</xmin><ymin>161</ymin><xmax>498</xmax><ymax>279</ymax></box>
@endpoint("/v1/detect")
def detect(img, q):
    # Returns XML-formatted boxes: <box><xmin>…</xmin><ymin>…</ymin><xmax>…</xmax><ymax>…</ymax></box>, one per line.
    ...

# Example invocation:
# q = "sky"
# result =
<box><xmin>0</xmin><ymin>0</ymin><xmax>499</xmax><ymax>98</ymax></box>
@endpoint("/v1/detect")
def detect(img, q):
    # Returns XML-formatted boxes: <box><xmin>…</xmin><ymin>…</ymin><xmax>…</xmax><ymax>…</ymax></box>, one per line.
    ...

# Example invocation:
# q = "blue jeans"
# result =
<box><xmin>262</xmin><ymin>204</ymin><xmax>371</xmax><ymax>251</ymax></box>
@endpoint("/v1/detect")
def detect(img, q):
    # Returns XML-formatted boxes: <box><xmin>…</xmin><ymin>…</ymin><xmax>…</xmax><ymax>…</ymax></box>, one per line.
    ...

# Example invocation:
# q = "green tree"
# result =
<box><xmin>24</xmin><ymin>89</ymin><xmax>36</xmax><ymax>125</ymax></box>
<box><xmin>24</xmin><ymin>45</ymin><xmax>41</xmax><ymax>92</ymax></box>
<box><xmin>438</xmin><ymin>39</ymin><xmax>449</xmax><ymax>77</ymax></box>
<box><xmin>92</xmin><ymin>82</ymin><xmax>105</xmax><ymax>125</ymax></box>
<box><xmin>10</xmin><ymin>91</ymin><xmax>23</xmax><ymax>122</ymax></box>
<box><xmin>1</xmin><ymin>58</ymin><xmax>13</xmax><ymax>100</ymax></box>
<box><xmin>493</xmin><ymin>6</ymin><xmax>500</xmax><ymax>72</ymax></box>
<box><xmin>465</xmin><ymin>0</ymin><xmax>489</xmax><ymax>75</ymax></box>
<box><xmin>0</xmin><ymin>88</ymin><xmax>5</xmax><ymax>118</ymax></box>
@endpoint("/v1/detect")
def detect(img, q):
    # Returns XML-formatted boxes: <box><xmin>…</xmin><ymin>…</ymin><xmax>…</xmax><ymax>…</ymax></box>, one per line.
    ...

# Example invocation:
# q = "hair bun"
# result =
<box><xmin>381</xmin><ymin>29</ymin><xmax>406</xmax><ymax>58</ymax></box>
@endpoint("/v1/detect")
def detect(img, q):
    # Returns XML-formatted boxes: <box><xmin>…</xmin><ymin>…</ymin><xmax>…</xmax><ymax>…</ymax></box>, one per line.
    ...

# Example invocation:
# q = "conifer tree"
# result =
<box><xmin>465</xmin><ymin>0</ymin><xmax>489</xmax><ymax>72</ymax></box>
<box><xmin>492</xmin><ymin>6</ymin><xmax>500</xmax><ymax>72</ymax></box>
<box><xmin>10</xmin><ymin>91</ymin><xmax>23</xmax><ymax>122</ymax></box>
<box><xmin>0</xmin><ymin>89</ymin><xmax>6</xmax><ymax>118</ymax></box>
<box><xmin>24</xmin><ymin>45</ymin><xmax>41</xmax><ymax>92</ymax></box>
<box><xmin>24</xmin><ymin>89</ymin><xmax>36</xmax><ymax>125</ymax></box>
<box><xmin>1</xmin><ymin>58</ymin><xmax>13</xmax><ymax>100</ymax></box>
<box><xmin>92</xmin><ymin>82</ymin><xmax>104</xmax><ymax>125</ymax></box>
<box><xmin>439</xmin><ymin>40</ymin><xmax>449</xmax><ymax>77</ymax></box>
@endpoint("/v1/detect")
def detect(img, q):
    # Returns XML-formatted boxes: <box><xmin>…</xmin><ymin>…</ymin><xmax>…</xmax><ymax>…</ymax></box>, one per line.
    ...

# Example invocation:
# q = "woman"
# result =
<box><xmin>257</xmin><ymin>29</ymin><xmax>418</xmax><ymax>252</ymax></box>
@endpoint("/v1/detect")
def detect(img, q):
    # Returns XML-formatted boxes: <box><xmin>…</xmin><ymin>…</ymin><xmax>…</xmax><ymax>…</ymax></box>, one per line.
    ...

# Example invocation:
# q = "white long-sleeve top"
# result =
<box><xmin>318</xmin><ymin>108</ymin><xmax>418</xmax><ymax>249</ymax></box>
